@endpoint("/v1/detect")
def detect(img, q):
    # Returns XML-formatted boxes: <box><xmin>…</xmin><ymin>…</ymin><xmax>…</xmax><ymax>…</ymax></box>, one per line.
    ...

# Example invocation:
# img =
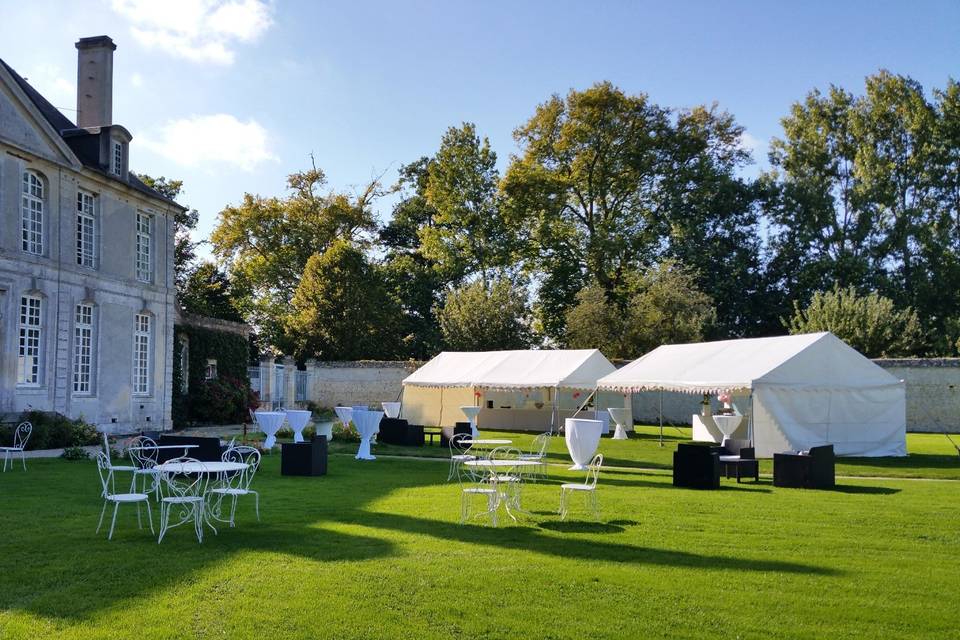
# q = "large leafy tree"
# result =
<box><xmin>210</xmin><ymin>165</ymin><xmax>381</xmax><ymax>353</ymax></box>
<box><xmin>178</xmin><ymin>261</ymin><xmax>243</xmax><ymax>322</ymax></box>
<box><xmin>784</xmin><ymin>285</ymin><xmax>923</xmax><ymax>358</ymax></box>
<box><xmin>764</xmin><ymin>71</ymin><xmax>960</xmax><ymax>351</ymax></box>
<box><xmin>285</xmin><ymin>240</ymin><xmax>400</xmax><ymax>360</ymax></box>
<box><xmin>502</xmin><ymin>82</ymin><xmax>761</xmax><ymax>340</ymax></box>
<box><xmin>437</xmin><ymin>278</ymin><xmax>533</xmax><ymax>351</ymax></box>
<box><xmin>565</xmin><ymin>262</ymin><xmax>715</xmax><ymax>359</ymax></box>
<box><xmin>422</xmin><ymin>123</ymin><xmax>515</xmax><ymax>286</ymax></box>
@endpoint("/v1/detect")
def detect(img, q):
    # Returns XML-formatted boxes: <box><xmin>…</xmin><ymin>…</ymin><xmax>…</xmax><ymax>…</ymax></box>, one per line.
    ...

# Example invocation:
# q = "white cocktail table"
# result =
<box><xmin>254</xmin><ymin>411</ymin><xmax>286</xmax><ymax>449</ymax></box>
<box><xmin>353</xmin><ymin>409</ymin><xmax>383</xmax><ymax>460</ymax></box>
<box><xmin>565</xmin><ymin>418</ymin><xmax>603</xmax><ymax>471</ymax></box>
<box><xmin>284</xmin><ymin>409</ymin><xmax>312</xmax><ymax>443</ymax></box>
<box><xmin>607</xmin><ymin>407</ymin><xmax>631</xmax><ymax>440</ymax></box>
<box><xmin>460</xmin><ymin>406</ymin><xmax>481</xmax><ymax>438</ymax></box>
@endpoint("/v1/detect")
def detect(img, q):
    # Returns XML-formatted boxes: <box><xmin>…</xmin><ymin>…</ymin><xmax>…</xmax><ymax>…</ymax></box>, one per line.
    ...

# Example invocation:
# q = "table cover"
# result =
<box><xmin>255</xmin><ymin>411</ymin><xmax>287</xmax><ymax>449</ymax></box>
<box><xmin>284</xmin><ymin>409</ymin><xmax>312</xmax><ymax>443</ymax></box>
<box><xmin>460</xmin><ymin>406</ymin><xmax>481</xmax><ymax>438</ymax></box>
<box><xmin>607</xmin><ymin>407</ymin><xmax>631</xmax><ymax>440</ymax></box>
<box><xmin>565</xmin><ymin>418</ymin><xmax>603</xmax><ymax>471</ymax></box>
<box><xmin>352</xmin><ymin>410</ymin><xmax>383</xmax><ymax>460</ymax></box>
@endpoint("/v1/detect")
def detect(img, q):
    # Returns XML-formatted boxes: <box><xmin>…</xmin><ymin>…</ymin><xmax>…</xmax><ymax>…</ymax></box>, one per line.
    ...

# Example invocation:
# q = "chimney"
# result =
<box><xmin>75</xmin><ymin>36</ymin><xmax>116</xmax><ymax>128</ymax></box>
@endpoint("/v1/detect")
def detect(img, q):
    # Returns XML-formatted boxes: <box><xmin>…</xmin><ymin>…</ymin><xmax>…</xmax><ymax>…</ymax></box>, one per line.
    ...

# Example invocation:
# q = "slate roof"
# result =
<box><xmin>0</xmin><ymin>57</ymin><xmax>182</xmax><ymax>209</ymax></box>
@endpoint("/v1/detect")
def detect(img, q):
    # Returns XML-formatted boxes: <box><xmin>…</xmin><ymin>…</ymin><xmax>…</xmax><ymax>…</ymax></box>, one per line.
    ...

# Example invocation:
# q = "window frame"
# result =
<box><xmin>111</xmin><ymin>140</ymin><xmax>123</xmax><ymax>176</ymax></box>
<box><xmin>73</xmin><ymin>303</ymin><xmax>96</xmax><ymax>395</ymax></box>
<box><xmin>76</xmin><ymin>189</ymin><xmax>98</xmax><ymax>269</ymax></box>
<box><xmin>132</xmin><ymin>313</ymin><xmax>151</xmax><ymax>396</ymax></box>
<box><xmin>17</xmin><ymin>294</ymin><xmax>43</xmax><ymax>386</ymax></box>
<box><xmin>135</xmin><ymin>211</ymin><xmax>153</xmax><ymax>283</ymax></box>
<box><xmin>21</xmin><ymin>170</ymin><xmax>44</xmax><ymax>256</ymax></box>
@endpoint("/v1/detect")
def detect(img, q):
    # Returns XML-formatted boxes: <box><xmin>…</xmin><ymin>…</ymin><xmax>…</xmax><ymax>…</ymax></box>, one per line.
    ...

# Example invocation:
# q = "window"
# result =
<box><xmin>17</xmin><ymin>295</ymin><xmax>42</xmax><ymax>385</ymax></box>
<box><xmin>21</xmin><ymin>171</ymin><xmax>43</xmax><ymax>255</ymax></box>
<box><xmin>111</xmin><ymin>140</ymin><xmax>123</xmax><ymax>176</ymax></box>
<box><xmin>73</xmin><ymin>304</ymin><xmax>95</xmax><ymax>394</ymax></box>
<box><xmin>136</xmin><ymin>212</ymin><xmax>152</xmax><ymax>283</ymax></box>
<box><xmin>205</xmin><ymin>359</ymin><xmax>218</xmax><ymax>381</ymax></box>
<box><xmin>76</xmin><ymin>190</ymin><xmax>97</xmax><ymax>268</ymax></box>
<box><xmin>133</xmin><ymin>314</ymin><xmax>151</xmax><ymax>396</ymax></box>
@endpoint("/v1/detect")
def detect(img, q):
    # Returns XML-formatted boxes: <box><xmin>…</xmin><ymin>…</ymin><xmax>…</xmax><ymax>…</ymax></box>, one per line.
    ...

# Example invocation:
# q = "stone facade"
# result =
<box><xmin>0</xmin><ymin>38</ymin><xmax>181</xmax><ymax>432</ymax></box>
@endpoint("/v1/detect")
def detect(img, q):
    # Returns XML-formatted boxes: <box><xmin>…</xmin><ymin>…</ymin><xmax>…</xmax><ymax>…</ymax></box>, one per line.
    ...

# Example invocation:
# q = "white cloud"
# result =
<box><xmin>24</xmin><ymin>64</ymin><xmax>75</xmax><ymax>113</ymax></box>
<box><xmin>140</xmin><ymin>114</ymin><xmax>278</xmax><ymax>171</ymax></box>
<box><xmin>130</xmin><ymin>72</ymin><xmax>144</xmax><ymax>88</ymax></box>
<box><xmin>110</xmin><ymin>0</ymin><xmax>273</xmax><ymax>65</ymax></box>
<box><xmin>739</xmin><ymin>132</ymin><xmax>766</xmax><ymax>159</ymax></box>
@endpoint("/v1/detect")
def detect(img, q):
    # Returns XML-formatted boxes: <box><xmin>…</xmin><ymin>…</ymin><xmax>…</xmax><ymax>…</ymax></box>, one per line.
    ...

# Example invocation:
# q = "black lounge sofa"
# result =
<box><xmin>773</xmin><ymin>444</ymin><xmax>835</xmax><ymax>489</ymax></box>
<box><xmin>718</xmin><ymin>438</ymin><xmax>759</xmax><ymax>483</ymax></box>
<box><xmin>378</xmin><ymin>418</ymin><xmax>425</xmax><ymax>447</ymax></box>
<box><xmin>673</xmin><ymin>442</ymin><xmax>722</xmax><ymax>489</ymax></box>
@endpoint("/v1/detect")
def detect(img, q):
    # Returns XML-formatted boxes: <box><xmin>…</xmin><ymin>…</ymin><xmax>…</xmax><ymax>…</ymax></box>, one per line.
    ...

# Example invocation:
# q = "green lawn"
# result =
<box><xmin>1</xmin><ymin>438</ymin><xmax>958</xmax><ymax>639</ymax></box>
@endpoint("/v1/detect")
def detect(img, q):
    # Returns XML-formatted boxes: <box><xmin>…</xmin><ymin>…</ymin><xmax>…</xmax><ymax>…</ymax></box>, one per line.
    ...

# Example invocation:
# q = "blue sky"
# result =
<box><xmin>1</xmin><ymin>0</ymin><xmax>958</xmax><ymax>255</ymax></box>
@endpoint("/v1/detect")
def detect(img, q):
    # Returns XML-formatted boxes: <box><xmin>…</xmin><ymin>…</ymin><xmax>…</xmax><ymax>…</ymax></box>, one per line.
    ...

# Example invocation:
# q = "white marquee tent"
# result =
<box><xmin>597</xmin><ymin>332</ymin><xmax>906</xmax><ymax>457</ymax></box>
<box><xmin>401</xmin><ymin>350</ymin><xmax>620</xmax><ymax>430</ymax></box>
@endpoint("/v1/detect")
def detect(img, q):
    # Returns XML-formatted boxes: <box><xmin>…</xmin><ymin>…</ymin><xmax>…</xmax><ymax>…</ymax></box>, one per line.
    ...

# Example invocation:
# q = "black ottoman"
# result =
<box><xmin>378</xmin><ymin>418</ymin><xmax>424</xmax><ymax>446</ymax></box>
<box><xmin>673</xmin><ymin>442</ymin><xmax>721</xmax><ymax>489</ymax></box>
<box><xmin>281</xmin><ymin>437</ymin><xmax>328</xmax><ymax>476</ymax></box>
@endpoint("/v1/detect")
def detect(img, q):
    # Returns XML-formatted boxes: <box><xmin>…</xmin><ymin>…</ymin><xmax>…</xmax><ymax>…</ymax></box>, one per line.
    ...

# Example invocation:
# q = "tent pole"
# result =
<box><xmin>748</xmin><ymin>392</ymin><xmax>754</xmax><ymax>446</ymax></box>
<box><xmin>552</xmin><ymin>385</ymin><xmax>558</xmax><ymax>433</ymax></box>
<box><xmin>438</xmin><ymin>387</ymin><xmax>444</xmax><ymax>428</ymax></box>
<box><xmin>659</xmin><ymin>390</ymin><xmax>664</xmax><ymax>447</ymax></box>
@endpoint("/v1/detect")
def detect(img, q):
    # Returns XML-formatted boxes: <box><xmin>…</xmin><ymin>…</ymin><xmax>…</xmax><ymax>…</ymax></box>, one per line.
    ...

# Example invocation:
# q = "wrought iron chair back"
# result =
<box><xmin>159</xmin><ymin>456</ymin><xmax>207</xmax><ymax>501</ymax></box>
<box><xmin>128</xmin><ymin>435</ymin><xmax>159</xmax><ymax>470</ymax></box>
<box><xmin>221</xmin><ymin>445</ymin><xmax>261</xmax><ymax>491</ymax></box>
<box><xmin>449</xmin><ymin>432</ymin><xmax>472</xmax><ymax>456</ymax></box>
<box><xmin>95</xmin><ymin>452</ymin><xmax>116</xmax><ymax>497</ymax></box>
<box><xmin>13</xmin><ymin>422</ymin><xmax>32</xmax><ymax>449</ymax></box>
<box><xmin>585</xmin><ymin>453</ymin><xmax>603</xmax><ymax>488</ymax></box>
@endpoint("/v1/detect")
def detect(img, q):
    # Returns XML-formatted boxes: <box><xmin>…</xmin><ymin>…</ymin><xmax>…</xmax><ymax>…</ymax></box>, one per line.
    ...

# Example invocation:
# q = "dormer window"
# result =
<box><xmin>111</xmin><ymin>140</ymin><xmax>123</xmax><ymax>176</ymax></box>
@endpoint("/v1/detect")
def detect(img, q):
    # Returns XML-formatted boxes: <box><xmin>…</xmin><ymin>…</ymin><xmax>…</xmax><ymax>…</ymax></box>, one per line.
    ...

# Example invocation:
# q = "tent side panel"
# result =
<box><xmin>401</xmin><ymin>385</ymin><xmax>477</xmax><ymax>427</ymax></box>
<box><xmin>754</xmin><ymin>385</ymin><xmax>906</xmax><ymax>457</ymax></box>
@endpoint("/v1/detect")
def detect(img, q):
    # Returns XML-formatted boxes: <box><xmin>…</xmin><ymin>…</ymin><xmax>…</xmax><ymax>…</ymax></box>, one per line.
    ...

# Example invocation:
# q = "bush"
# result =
<box><xmin>191</xmin><ymin>376</ymin><xmax>258</xmax><ymax>425</ymax></box>
<box><xmin>332</xmin><ymin>420</ymin><xmax>361</xmax><ymax>443</ymax></box>
<box><xmin>61</xmin><ymin>446</ymin><xmax>90</xmax><ymax>460</ymax></box>
<box><xmin>0</xmin><ymin>411</ymin><xmax>100</xmax><ymax>451</ymax></box>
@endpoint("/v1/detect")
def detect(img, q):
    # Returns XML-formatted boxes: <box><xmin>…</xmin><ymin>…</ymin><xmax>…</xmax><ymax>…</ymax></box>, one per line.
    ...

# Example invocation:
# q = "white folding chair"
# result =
<box><xmin>458</xmin><ymin>461</ymin><xmax>500</xmax><ymax>527</ymax></box>
<box><xmin>158</xmin><ymin>457</ymin><xmax>207</xmax><ymax>543</ymax></box>
<box><xmin>128</xmin><ymin>435</ymin><xmax>162</xmax><ymax>498</ymax></box>
<box><xmin>518</xmin><ymin>432</ymin><xmax>550</xmax><ymax>481</ymax></box>
<box><xmin>208</xmin><ymin>446</ymin><xmax>261</xmax><ymax>526</ymax></box>
<box><xmin>448</xmin><ymin>432</ymin><xmax>475</xmax><ymax>481</ymax></box>
<box><xmin>94</xmin><ymin>452</ymin><xmax>153</xmax><ymax>540</ymax></box>
<box><xmin>1</xmin><ymin>422</ymin><xmax>32</xmax><ymax>472</ymax></box>
<box><xmin>560</xmin><ymin>453</ymin><xmax>603</xmax><ymax>521</ymax></box>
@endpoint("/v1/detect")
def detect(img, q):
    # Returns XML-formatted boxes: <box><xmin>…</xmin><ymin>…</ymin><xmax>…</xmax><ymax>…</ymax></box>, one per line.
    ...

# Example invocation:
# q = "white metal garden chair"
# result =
<box><xmin>448</xmin><ymin>432</ymin><xmax>476</xmax><ymax>481</ymax></box>
<box><xmin>128</xmin><ymin>435</ymin><xmax>162</xmax><ymax>498</ymax></box>
<box><xmin>458</xmin><ymin>461</ymin><xmax>500</xmax><ymax>527</ymax></box>
<box><xmin>157</xmin><ymin>456</ymin><xmax>207</xmax><ymax>544</ymax></box>
<box><xmin>559</xmin><ymin>453</ymin><xmax>603</xmax><ymax>521</ymax></box>
<box><xmin>94</xmin><ymin>452</ymin><xmax>154</xmax><ymax>540</ymax></box>
<box><xmin>518</xmin><ymin>431</ymin><xmax>550</xmax><ymax>481</ymax></box>
<box><xmin>208</xmin><ymin>446</ymin><xmax>261</xmax><ymax>527</ymax></box>
<box><xmin>488</xmin><ymin>445</ymin><xmax>524</xmax><ymax>512</ymax></box>
<box><xmin>1</xmin><ymin>422</ymin><xmax>32</xmax><ymax>472</ymax></box>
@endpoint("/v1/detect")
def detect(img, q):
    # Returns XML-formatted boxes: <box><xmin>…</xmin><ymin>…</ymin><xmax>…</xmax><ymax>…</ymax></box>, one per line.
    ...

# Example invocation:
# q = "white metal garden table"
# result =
<box><xmin>156</xmin><ymin>460</ymin><xmax>249</xmax><ymax>532</ymax></box>
<box><xmin>463</xmin><ymin>459</ymin><xmax>540</xmax><ymax>520</ymax></box>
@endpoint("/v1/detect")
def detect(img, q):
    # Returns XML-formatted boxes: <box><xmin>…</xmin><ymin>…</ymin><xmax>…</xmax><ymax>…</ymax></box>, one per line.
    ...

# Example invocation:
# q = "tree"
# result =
<box><xmin>783</xmin><ymin>285</ymin><xmax>923</xmax><ymax>357</ymax></box>
<box><xmin>437</xmin><ymin>278</ymin><xmax>533</xmax><ymax>351</ymax></box>
<box><xmin>285</xmin><ymin>240</ymin><xmax>400</xmax><ymax>360</ymax></box>
<box><xmin>422</xmin><ymin>123</ymin><xmax>515</xmax><ymax>285</ymax></box>
<box><xmin>565</xmin><ymin>262</ymin><xmax>715</xmax><ymax>359</ymax></box>
<box><xmin>210</xmin><ymin>164</ymin><xmax>382</xmax><ymax>353</ymax></box>
<box><xmin>502</xmin><ymin>82</ymin><xmax>761</xmax><ymax>341</ymax></box>
<box><xmin>179</xmin><ymin>261</ymin><xmax>243</xmax><ymax>322</ymax></box>
<box><xmin>379</xmin><ymin>158</ymin><xmax>445</xmax><ymax>359</ymax></box>
<box><xmin>137</xmin><ymin>174</ymin><xmax>199</xmax><ymax>290</ymax></box>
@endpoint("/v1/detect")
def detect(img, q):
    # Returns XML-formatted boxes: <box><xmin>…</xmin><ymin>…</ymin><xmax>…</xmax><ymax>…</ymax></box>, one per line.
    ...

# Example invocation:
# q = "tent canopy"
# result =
<box><xmin>596</xmin><ymin>332</ymin><xmax>901</xmax><ymax>395</ymax></box>
<box><xmin>404</xmin><ymin>349</ymin><xmax>616</xmax><ymax>390</ymax></box>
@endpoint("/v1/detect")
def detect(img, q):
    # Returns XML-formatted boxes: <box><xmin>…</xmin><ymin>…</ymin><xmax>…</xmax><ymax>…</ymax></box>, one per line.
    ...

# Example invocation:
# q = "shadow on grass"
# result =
<box><xmin>837</xmin><ymin>453</ymin><xmax>959</xmax><ymax>472</ymax></box>
<box><xmin>830</xmin><ymin>484</ymin><xmax>901</xmax><ymax>495</ymax></box>
<box><xmin>358</xmin><ymin>511</ymin><xmax>840</xmax><ymax>577</ymax></box>
<box><xmin>537</xmin><ymin>521</ymin><xmax>627</xmax><ymax>534</ymax></box>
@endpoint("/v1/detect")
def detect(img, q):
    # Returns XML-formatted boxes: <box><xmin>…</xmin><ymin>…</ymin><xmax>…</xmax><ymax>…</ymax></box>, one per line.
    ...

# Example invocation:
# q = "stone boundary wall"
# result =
<box><xmin>270</xmin><ymin>357</ymin><xmax>960</xmax><ymax>433</ymax></box>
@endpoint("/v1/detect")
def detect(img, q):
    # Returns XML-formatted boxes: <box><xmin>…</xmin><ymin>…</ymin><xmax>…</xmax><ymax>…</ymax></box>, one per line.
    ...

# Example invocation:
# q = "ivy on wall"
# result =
<box><xmin>172</xmin><ymin>325</ymin><xmax>256</xmax><ymax>427</ymax></box>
